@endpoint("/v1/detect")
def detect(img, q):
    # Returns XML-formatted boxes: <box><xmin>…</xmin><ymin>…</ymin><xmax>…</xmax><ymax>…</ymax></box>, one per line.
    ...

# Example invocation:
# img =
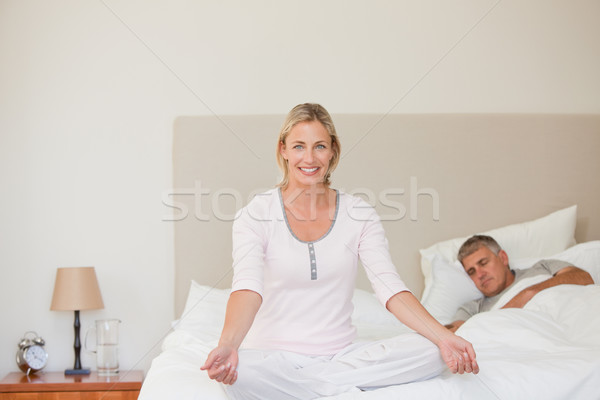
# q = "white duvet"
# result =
<box><xmin>328</xmin><ymin>284</ymin><xmax>600</xmax><ymax>400</ymax></box>
<box><xmin>139</xmin><ymin>284</ymin><xmax>600</xmax><ymax>400</ymax></box>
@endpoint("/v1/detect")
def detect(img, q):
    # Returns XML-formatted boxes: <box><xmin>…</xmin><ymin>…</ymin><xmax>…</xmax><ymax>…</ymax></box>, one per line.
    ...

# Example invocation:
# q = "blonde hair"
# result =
<box><xmin>276</xmin><ymin>103</ymin><xmax>341</xmax><ymax>189</ymax></box>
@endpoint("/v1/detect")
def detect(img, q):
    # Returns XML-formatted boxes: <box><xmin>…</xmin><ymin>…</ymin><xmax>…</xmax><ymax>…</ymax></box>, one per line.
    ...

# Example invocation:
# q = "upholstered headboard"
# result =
<box><xmin>169</xmin><ymin>114</ymin><xmax>600</xmax><ymax>316</ymax></box>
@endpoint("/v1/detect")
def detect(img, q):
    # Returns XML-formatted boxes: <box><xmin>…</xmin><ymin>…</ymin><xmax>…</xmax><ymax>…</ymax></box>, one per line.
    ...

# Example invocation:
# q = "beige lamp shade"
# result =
<box><xmin>50</xmin><ymin>267</ymin><xmax>104</xmax><ymax>311</ymax></box>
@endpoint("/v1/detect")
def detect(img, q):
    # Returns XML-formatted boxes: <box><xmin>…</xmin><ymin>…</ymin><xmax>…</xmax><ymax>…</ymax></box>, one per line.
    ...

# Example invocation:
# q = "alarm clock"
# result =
<box><xmin>16</xmin><ymin>331</ymin><xmax>48</xmax><ymax>375</ymax></box>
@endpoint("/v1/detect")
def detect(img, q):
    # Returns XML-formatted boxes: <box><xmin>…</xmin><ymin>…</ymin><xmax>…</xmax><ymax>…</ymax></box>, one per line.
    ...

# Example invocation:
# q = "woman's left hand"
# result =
<box><xmin>438</xmin><ymin>334</ymin><xmax>479</xmax><ymax>374</ymax></box>
<box><xmin>385</xmin><ymin>291</ymin><xmax>479</xmax><ymax>375</ymax></box>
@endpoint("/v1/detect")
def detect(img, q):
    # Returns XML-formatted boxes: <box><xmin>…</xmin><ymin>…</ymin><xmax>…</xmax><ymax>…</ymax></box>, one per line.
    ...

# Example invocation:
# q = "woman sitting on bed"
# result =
<box><xmin>201</xmin><ymin>103</ymin><xmax>479</xmax><ymax>400</ymax></box>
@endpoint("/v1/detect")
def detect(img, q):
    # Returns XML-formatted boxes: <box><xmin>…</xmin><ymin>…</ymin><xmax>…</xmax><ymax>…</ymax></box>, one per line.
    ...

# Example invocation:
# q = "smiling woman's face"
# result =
<box><xmin>279</xmin><ymin>120</ymin><xmax>334</xmax><ymax>190</ymax></box>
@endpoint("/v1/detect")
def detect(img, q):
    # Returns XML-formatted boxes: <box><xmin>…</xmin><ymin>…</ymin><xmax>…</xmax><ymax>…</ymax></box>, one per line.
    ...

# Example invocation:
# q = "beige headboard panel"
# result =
<box><xmin>171</xmin><ymin>114</ymin><xmax>600</xmax><ymax>316</ymax></box>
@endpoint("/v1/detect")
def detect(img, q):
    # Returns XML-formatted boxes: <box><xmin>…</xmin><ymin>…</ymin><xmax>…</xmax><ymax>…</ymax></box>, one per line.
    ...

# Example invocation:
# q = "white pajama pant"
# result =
<box><xmin>225</xmin><ymin>332</ymin><xmax>445</xmax><ymax>400</ymax></box>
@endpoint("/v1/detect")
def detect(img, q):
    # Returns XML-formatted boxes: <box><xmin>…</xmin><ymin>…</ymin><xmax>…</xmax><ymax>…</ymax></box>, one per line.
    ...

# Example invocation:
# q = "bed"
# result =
<box><xmin>142</xmin><ymin>283</ymin><xmax>600</xmax><ymax>400</ymax></box>
<box><xmin>141</xmin><ymin>114</ymin><xmax>600</xmax><ymax>399</ymax></box>
<box><xmin>140</xmin><ymin>210</ymin><xmax>600</xmax><ymax>400</ymax></box>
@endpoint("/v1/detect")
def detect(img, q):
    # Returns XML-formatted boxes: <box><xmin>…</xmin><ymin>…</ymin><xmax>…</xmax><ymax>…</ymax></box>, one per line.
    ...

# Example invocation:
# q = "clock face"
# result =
<box><xmin>24</xmin><ymin>345</ymin><xmax>47</xmax><ymax>369</ymax></box>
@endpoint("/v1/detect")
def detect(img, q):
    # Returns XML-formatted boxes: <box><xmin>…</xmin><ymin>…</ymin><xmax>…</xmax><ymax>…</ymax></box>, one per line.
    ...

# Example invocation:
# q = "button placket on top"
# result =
<box><xmin>308</xmin><ymin>242</ymin><xmax>317</xmax><ymax>280</ymax></box>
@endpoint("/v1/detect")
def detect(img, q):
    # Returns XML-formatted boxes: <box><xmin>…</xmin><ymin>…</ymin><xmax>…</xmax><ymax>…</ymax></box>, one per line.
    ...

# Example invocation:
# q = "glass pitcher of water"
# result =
<box><xmin>85</xmin><ymin>319</ymin><xmax>121</xmax><ymax>375</ymax></box>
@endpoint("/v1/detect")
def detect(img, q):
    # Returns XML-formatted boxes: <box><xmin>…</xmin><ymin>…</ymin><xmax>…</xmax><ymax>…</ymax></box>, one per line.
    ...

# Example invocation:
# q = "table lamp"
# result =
<box><xmin>50</xmin><ymin>266</ymin><xmax>104</xmax><ymax>375</ymax></box>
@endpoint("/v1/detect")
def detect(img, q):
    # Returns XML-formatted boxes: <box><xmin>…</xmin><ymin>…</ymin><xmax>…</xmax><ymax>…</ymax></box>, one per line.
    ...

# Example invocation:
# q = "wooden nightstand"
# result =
<box><xmin>0</xmin><ymin>370</ymin><xmax>143</xmax><ymax>400</ymax></box>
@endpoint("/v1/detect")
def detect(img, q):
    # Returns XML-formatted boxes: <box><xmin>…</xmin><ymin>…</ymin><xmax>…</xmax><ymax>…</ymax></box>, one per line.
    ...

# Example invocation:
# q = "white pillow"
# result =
<box><xmin>173</xmin><ymin>283</ymin><xmax>408</xmax><ymax>343</ymax></box>
<box><xmin>421</xmin><ymin>241</ymin><xmax>600</xmax><ymax>324</ymax></box>
<box><xmin>419</xmin><ymin>205</ymin><xmax>577</xmax><ymax>301</ymax></box>
<box><xmin>351</xmin><ymin>289</ymin><xmax>403</xmax><ymax>327</ymax></box>
<box><xmin>511</xmin><ymin>240</ymin><xmax>600</xmax><ymax>284</ymax></box>
<box><xmin>173</xmin><ymin>280</ymin><xmax>230</xmax><ymax>343</ymax></box>
<box><xmin>420</xmin><ymin>255</ymin><xmax>482</xmax><ymax>324</ymax></box>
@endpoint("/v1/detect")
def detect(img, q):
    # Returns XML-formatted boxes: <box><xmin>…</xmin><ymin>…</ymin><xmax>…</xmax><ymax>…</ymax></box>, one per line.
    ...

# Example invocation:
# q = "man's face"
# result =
<box><xmin>461</xmin><ymin>246</ymin><xmax>513</xmax><ymax>297</ymax></box>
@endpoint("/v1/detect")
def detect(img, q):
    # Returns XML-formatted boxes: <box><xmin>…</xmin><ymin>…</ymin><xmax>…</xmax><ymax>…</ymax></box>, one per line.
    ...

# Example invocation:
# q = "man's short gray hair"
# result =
<box><xmin>457</xmin><ymin>235</ymin><xmax>502</xmax><ymax>263</ymax></box>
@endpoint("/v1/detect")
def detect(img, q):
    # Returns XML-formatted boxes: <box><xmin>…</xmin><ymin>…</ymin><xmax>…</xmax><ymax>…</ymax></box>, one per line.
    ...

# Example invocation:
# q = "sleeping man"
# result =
<box><xmin>445</xmin><ymin>235</ymin><xmax>594</xmax><ymax>332</ymax></box>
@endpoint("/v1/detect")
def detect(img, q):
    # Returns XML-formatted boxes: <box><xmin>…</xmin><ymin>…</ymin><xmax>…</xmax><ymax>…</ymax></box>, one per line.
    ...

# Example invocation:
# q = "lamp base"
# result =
<box><xmin>65</xmin><ymin>368</ymin><xmax>91</xmax><ymax>375</ymax></box>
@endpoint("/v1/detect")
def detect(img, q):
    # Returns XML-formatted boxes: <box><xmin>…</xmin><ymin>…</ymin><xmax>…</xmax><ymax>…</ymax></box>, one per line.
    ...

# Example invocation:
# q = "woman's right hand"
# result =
<box><xmin>201</xmin><ymin>289</ymin><xmax>262</xmax><ymax>385</ymax></box>
<box><xmin>201</xmin><ymin>345</ymin><xmax>239</xmax><ymax>385</ymax></box>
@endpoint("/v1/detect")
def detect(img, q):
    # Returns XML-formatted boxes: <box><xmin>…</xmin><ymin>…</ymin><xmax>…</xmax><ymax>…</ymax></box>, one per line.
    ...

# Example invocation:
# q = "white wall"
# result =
<box><xmin>0</xmin><ymin>0</ymin><xmax>598</xmax><ymax>377</ymax></box>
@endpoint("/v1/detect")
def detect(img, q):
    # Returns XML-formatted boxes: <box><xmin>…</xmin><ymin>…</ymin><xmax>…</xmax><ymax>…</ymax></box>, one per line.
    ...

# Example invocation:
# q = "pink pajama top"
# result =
<box><xmin>231</xmin><ymin>188</ymin><xmax>410</xmax><ymax>356</ymax></box>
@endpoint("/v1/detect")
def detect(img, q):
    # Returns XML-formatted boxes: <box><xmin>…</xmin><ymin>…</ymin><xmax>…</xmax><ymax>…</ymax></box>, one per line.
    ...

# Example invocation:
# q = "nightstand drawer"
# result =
<box><xmin>0</xmin><ymin>391</ymin><xmax>139</xmax><ymax>400</ymax></box>
<box><xmin>0</xmin><ymin>371</ymin><xmax>143</xmax><ymax>400</ymax></box>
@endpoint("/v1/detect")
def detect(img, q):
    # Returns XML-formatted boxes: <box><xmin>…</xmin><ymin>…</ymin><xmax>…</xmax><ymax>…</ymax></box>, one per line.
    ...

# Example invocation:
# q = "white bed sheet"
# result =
<box><xmin>139</xmin><ymin>284</ymin><xmax>600</xmax><ymax>400</ymax></box>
